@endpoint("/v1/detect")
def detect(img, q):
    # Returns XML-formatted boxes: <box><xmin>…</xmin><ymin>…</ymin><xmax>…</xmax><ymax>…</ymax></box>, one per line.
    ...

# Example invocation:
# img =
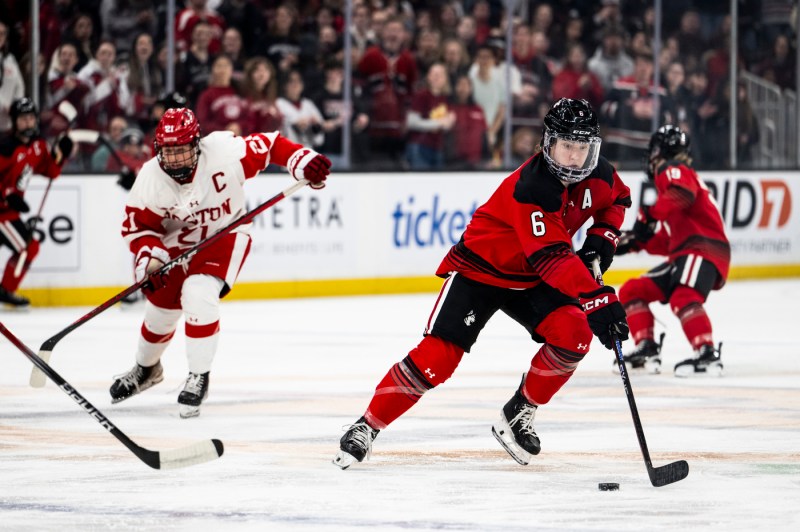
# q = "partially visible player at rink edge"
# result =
<box><xmin>614</xmin><ymin>124</ymin><xmax>730</xmax><ymax>377</ymax></box>
<box><xmin>110</xmin><ymin>107</ymin><xmax>330</xmax><ymax>418</ymax></box>
<box><xmin>333</xmin><ymin>98</ymin><xmax>632</xmax><ymax>469</ymax></box>
<box><xmin>0</xmin><ymin>97</ymin><xmax>73</xmax><ymax>307</ymax></box>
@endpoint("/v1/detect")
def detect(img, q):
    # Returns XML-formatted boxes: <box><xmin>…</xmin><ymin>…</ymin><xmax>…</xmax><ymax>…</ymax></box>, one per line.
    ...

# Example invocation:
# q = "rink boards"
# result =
<box><xmin>10</xmin><ymin>170</ymin><xmax>800</xmax><ymax>306</ymax></box>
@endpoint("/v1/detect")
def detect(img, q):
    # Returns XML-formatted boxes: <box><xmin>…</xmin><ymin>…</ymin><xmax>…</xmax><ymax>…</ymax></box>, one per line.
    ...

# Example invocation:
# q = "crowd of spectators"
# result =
<box><xmin>0</xmin><ymin>0</ymin><xmax>796</xmax><ymax>173</ymax></box>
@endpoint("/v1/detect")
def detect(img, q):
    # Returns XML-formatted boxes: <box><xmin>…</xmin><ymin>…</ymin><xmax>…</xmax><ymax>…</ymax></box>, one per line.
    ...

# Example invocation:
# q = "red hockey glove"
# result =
<box><xmin>614</xmin><ymin>230</ymin><xmax>641</xmax><ymax>256</ymax></box>
<box><xmin>135</xmin><ymin>245</ymin><xmax>171</xmax><ymax>292</ymax></box>
<box><xmin>577</xmin><ymin>228</ymin><xmax>619</xmax><ymax>274</ymax></box>
<box><xmin>632</xmin><ymin>206</ymin><xmax>657</xmax><ymax>243</ymax></box>
<box><xmin>579</xmin><ymin>286</ymin><xmax>629</xmax><ymax>349</ymax></box>
<box><xmin>287</xmin><ymin>148</ymin><xmax>331</xmax><ymax>189</ymax></box>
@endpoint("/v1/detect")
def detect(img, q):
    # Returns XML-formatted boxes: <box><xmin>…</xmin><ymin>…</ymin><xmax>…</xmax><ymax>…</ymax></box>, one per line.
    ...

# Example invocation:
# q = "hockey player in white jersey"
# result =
<box><xmin>110</xmin><ymin>107</ymin><xmax>331</xmax><ymax>417</ymax></box>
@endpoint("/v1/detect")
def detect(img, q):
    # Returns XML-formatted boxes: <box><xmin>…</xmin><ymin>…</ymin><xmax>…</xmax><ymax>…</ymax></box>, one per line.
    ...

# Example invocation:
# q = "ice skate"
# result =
<box><xmin>178</xmin><ymin>372</ymin><xmax>210</xmax><ymax>418</ymax></box>
<box><xmin>333</xmin><ymin>416</ymin><xmax>379</xmax><ymax>469</ymax></box>
<box><xmin>109</xmin><ymin>361</ymin><xmax>164</xmax><ymax>403</ymax></box>
<box><xmin>492</xmin><ymin>380</ymin><xmax>540</xmax><ymax>465</ymax></box>
<box><xmin>617</xmin><ymin>333</ymin><xmax>665</xmax><ymax>374</ymax></box>
<box><xmin>0</xmin><ymin>287</ymin><xmax>30</xmax><ymax>308</ymax></box>
<box><xmin>674</xmin><ymin>343</ymin><xmax>723</xmax><ymax>378</ymax></box>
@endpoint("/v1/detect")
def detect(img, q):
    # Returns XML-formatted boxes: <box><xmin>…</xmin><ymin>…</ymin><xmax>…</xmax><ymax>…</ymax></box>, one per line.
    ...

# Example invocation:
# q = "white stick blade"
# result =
<box><xmin>29</xmin><ymin>350</ymin><xmax>51</xmax><ymax>388</ymax></box>
<box><xmin>13</xmin><ymin>250</ymin><xmax>27</xmax><ymax>279</ymax></box>
<box><xmin>69</xmin><ymin>129</ymin><xmax>101</xmax><ymax>144</ymax></box>
<box><xmin>57</xmin><ymin>100</ymin><xmax>78</xmax><ymax>123</ymax></box>
<box><xmin>157</xmin><ymin>439</ymin><xmax>224</xmax><ymax>470</ymax></box>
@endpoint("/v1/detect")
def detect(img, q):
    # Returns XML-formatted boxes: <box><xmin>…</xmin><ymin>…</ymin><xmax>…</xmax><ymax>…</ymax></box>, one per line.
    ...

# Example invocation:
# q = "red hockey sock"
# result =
<box><xmin>676</xmin><ymin>303</ymin><xmax>713</xmax><ymax>350</ymax></box>
<box><xmin>364</xmin><ymin>336</ymin><xmax>463</xmax><ymax>430</ymax></box>
<box><xmin>523</xmin><ymin>344</ymin><xmax>585</xmax><ymax>405</ymax></box>
<box><xmin>623</xmin><ymin>299</ymin><xmax>655</xmax><ymax>344</ymax></box>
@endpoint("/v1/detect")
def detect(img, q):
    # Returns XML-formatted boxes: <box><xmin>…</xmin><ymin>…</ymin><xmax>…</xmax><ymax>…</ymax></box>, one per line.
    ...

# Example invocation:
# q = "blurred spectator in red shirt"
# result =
<box><xmin>446</xmin><ymin>74</ymin><xmax>487</xmax><ymax>169</ymax></box>
<box><xmin>241</xmin><ymin>56</ymin><xmax>283</xmax><ymax>134</ymax></box>
<box><xmin>46</xmin><ymin>42</ymin><xmax>89</xmax><ymax>134</ymax></box>
<box><xmin>406</xmin><ymin>63</ymin><xmax>456</xmax><ymax>170</ymax></box>
<box><xmin>78</xmin><ymin>40</ymin><xmax>130</xmax><ymax>132</ymax></box>
<box><xmin>357</xmin><ymin>17</ymin><xmax>417</xmax><ymax>169</ymax></box>
<box><xmin>552</xmin><ymin>43</ymin><xmax>604</xmax><ymax>109</ymax></box>
<box><xmin>195</xmin><ymin>55</ymin><xmax>246</xmax><ymax>135</ymax></box>
<box><xmin>176</xmin><ymin>0</ymin><xmax>225</xmax><ymax>55</ymax></box>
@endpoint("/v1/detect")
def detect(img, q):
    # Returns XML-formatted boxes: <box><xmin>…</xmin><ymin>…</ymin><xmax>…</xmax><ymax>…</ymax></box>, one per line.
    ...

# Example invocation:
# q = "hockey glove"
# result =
<box><xmin>6</xmin><ymin>194</ymin><xmax>30</xmax><ymax>213</ymax></box>
<box><xmin>580</xmin><ymin>286</ymin><xmax>630</xmax><ymax>349</ymax></box>
<box><xmin>614</xmin><ymin>231</ymin><xmax>640</xmax><ymax>256</ymax></box>
<box><xmin>287</xmin><ymin>148</ymin><xmax>331</xmax><ymax>189</ymax></box>
<box><xmin>577</xmin><ymin>229</ymin><xmax>619</xmax><ymax>274</ymax></box>
<box><xmin>51</xmin><ymin>133</ymin><xmax>74</xmax><ymax>166</ymax></box>
<box><xmin>118</xmin><ymin>166</ymin><xmax>136</xmax><ymax>191</ymax></box>
<box><xmin>135</xmin><ymin>245</ymin><xmax>171</xmax><ymax>292</ymax></box>
<box><xmin>632</xmin><ymin>206</ymin><xmax>657</xmax><ymax>243</ymax></box>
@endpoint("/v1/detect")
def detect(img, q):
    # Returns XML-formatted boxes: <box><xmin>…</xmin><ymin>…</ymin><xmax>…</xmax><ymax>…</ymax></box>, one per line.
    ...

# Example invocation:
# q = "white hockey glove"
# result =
<box><xmin>135</xmin><ymin>245</ymin><xmax>171</xmax><ymax>291</ymax></box>
<box><xmin>287</xmin><ymin>148</ymin><xmax>331</xmax><ymax>189</ymax></box>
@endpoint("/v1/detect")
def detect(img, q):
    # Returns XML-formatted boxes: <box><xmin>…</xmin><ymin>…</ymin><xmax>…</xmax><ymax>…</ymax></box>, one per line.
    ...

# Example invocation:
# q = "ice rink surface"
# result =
<box><xmin>1</xmin><ymin>279</ymin><xmax>798</xmax><ymax>531</ymax></box>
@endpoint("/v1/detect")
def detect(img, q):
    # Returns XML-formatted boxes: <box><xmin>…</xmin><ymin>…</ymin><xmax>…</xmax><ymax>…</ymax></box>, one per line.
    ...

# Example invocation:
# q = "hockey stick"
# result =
<box><xmin>29</xmin><ymin>178</ymin><xmax>309</xmax><ymax>387</ymax></box>
<box><xmin>1</xmin><ymin>322</ymin><xmax>224</xmax><ymax>469</ymax></box>
<box><xmin>592</xmin><ymin>259</ymin><xmax>689</xmax><ymax>487</ymax></box>
<box><xmin>13</xmin><ymin>179</ymin><xmax>53</xmax><ymax>278</ymax></box>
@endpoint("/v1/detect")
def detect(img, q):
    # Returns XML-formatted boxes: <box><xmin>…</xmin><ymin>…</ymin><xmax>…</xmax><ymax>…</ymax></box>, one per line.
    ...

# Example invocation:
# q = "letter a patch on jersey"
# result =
<box><xmin>582</xmin><ymin>189</ymin><xmax>592</xmax><ymax>209</ymax></box>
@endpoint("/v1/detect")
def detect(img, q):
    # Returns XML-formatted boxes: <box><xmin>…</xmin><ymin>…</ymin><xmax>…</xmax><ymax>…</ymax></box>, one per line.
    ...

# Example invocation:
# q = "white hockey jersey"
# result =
<box><xmin>122</xmin><ymin>130</ymin><xmax>281</xmax><ymax>255</ymax></box>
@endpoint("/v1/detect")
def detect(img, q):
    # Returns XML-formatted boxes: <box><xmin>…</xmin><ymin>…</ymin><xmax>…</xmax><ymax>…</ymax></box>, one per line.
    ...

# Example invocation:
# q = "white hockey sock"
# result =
<box><xmin>136</xmin><ymin>302</ymin><xmax>182</xmax><ymax>367</ymax></box>
<box><xmin>181</xmin><ymin>274</ymin><xmax>224</xmax><ymax>374</ymax></box>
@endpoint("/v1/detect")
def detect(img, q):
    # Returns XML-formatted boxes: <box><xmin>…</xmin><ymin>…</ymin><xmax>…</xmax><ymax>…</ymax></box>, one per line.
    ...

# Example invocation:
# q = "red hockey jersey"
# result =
<box><xmin>641</xmin><ymin>161</ymin><xmax>730</xmax><ymax>286</ymax></box>
<box><xmin>0</xmin><ymin>136</ymin><xmax>61</xmax><ymax>222</ymax></box>
<box><xmin>437</xmin><ymin>154</ymin><xmax>631</xmax><ymax>297</ymax></box>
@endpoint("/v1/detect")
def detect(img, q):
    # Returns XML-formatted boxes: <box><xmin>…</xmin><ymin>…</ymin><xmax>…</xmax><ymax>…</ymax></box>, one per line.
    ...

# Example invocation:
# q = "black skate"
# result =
<box><xmin>617</xmin><ymin>333</ymin><xmax>665</xmax><ymax>375</ymax></box>
<box><xmin>178</xmin><ymin>372</ymin><xmax>210</xmax><ymax>418</ymax></box>
<box><xmin>492</xmin><ymin>378</ymin><xmax>540</xmax><ymax>465</ymax></box>
<box><xmin>674</xmin><ymin>343</ymin><xmax>723</xmax><ymax>378</ymax></box>
<box><xmin>109</xmin><ymin>361</ymin><xmax>164</xmax><ymax>403</ymax></box>
<box><xmin>333</xmin><ymin>416</ymin><xmax>379</xmax><ymax>469</ymax></box>
<box><xmin>0</xmin><ymin>287</ymin><xmax>30</xmax><ymax>308</ymax></box>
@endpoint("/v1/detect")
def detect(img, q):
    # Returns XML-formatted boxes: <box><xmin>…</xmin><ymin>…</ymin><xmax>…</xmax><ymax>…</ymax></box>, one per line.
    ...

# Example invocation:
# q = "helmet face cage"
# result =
<box><xmin>10</xmin><ymin>97</ymin><xmax>40</xmax><ymax>139</ymax></box>
<box><xmin>542</xmin><ymin>98</ymin><xmax>601</xmax><ymax>183</ymax></box>
<box><xmin>542</xmin><ymin>129</ymin><xmax>602</xmax><ymax>183</ymax></box>
<box><xmin>155</xmin><ymin>108</ymin><xmax>201</xmax><ymax>183</ymax></box>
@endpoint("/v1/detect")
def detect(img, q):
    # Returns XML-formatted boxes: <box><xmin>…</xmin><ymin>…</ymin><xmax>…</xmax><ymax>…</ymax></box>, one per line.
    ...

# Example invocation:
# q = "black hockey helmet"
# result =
<box><xmin>542</xmin><ymin>98</ymin><xmax>601</xmax><ymax>183</ymax></box>
<box><xmin>645</xmin><ymin>124</ymin><xmax>690</xmax><ymax>179</ymax></box>
<box><xmin>648</xmin><ymin>124</ymin><xmax>690</xmax><ymax>160</ymax></box>
<box><xmin>10</xmin><ymin>97</ymin><xmax>40</xmax><ymax>139</ymax></box>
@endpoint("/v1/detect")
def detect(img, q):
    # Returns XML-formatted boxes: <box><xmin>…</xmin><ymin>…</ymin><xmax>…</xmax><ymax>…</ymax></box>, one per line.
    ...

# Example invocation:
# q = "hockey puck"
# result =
<box><xmin>598</xmin><ymin>483</ymin><xmax>620</xmax><ymax>491</ymax></box>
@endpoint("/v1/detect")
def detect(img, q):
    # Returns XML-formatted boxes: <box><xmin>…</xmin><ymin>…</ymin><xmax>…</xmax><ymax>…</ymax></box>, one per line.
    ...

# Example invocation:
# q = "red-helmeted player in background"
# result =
<box><xmin>0</xmin><ymin>97</ymin><xmax>73</xmax><ymax>307</ymax></box>
<box><xmin>333</xmin><ymin>98</ymin><xmax>631</xmax><ymax>469</ymax></box>
<box><xmin>109</xmin><ymin>107</ymin><xmax>330</xmax><ymax>418</ymax></box>
<box><xmin>615</xmin><ymin>125</ymin><xmax>729</xmax><ymax>377</ymax></box>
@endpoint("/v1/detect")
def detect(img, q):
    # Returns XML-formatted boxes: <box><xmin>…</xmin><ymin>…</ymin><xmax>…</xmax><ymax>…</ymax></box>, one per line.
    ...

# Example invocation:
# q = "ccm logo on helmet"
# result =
<box><xmin>582</xmin><ymin>295</ymin><xmax>609</xmax><ymax>311</ymax></box>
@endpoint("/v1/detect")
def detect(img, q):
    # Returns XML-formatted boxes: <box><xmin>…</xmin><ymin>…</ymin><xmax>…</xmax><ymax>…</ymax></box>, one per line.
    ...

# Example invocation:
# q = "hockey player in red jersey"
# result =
<box><xmin>615</xmin><ymin>125</ymin><xmax>729</xmax><ymax>377</ymax></box>
<box><xmin>0</xmin><ymin>97</ymin><xmax>73</xmax><ymax>307</ymax></box>
<box><xmin>333</xmin><ymin>98</ymin><xmax>631</xmax><ymax>469</ymax></box>
<box><xmin>110</xmin><ymin>107</ymin><xmax>331</xmax><ymax>417</ymax></box>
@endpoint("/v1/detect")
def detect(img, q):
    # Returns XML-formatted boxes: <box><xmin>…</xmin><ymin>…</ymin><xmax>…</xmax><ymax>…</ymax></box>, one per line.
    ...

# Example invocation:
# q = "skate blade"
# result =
<box><xmin>109</xmin><ymin>375</ymin><xmax>164</xmax><ymax>404</ymax></box>
<box><xmin>491</xmin><ymin>418</ymin><xmax>532</xmax><ymax>466</ymax></box>
<box><xmin>674</xmin><ymin>361</ymin><xmax>723</xmax><ymax>378</ymax></box>
<box><xmin>179</xmin><ymin>404</ymin><xmax>201</xmax><ymax>418</ymax></box>
<box><xmin>644</xmin><ymin>358</ymin><xmax>662</xmax><ymax>375</ymax></box>
<box><xmin>332</xmin><ymin>450</ymin><xmax>357</xmax><ymax>470</ymax></box>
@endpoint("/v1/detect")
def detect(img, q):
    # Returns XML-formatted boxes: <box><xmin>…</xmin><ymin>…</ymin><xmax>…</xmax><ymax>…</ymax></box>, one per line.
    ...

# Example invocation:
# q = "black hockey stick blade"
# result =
<box><xmin>593</xmin><ymin>260</ymin><xmax>689</xmax><ymax>487</ymax></box>
<box><xmin>1</xmin><ymin>322</ymin><xmax>224</xmax><ymax>469</ymax></box>
<box><xmin>649</xmin><ymin>459</ymin><xmax>690</xmax><ymax>487</ymax></box>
